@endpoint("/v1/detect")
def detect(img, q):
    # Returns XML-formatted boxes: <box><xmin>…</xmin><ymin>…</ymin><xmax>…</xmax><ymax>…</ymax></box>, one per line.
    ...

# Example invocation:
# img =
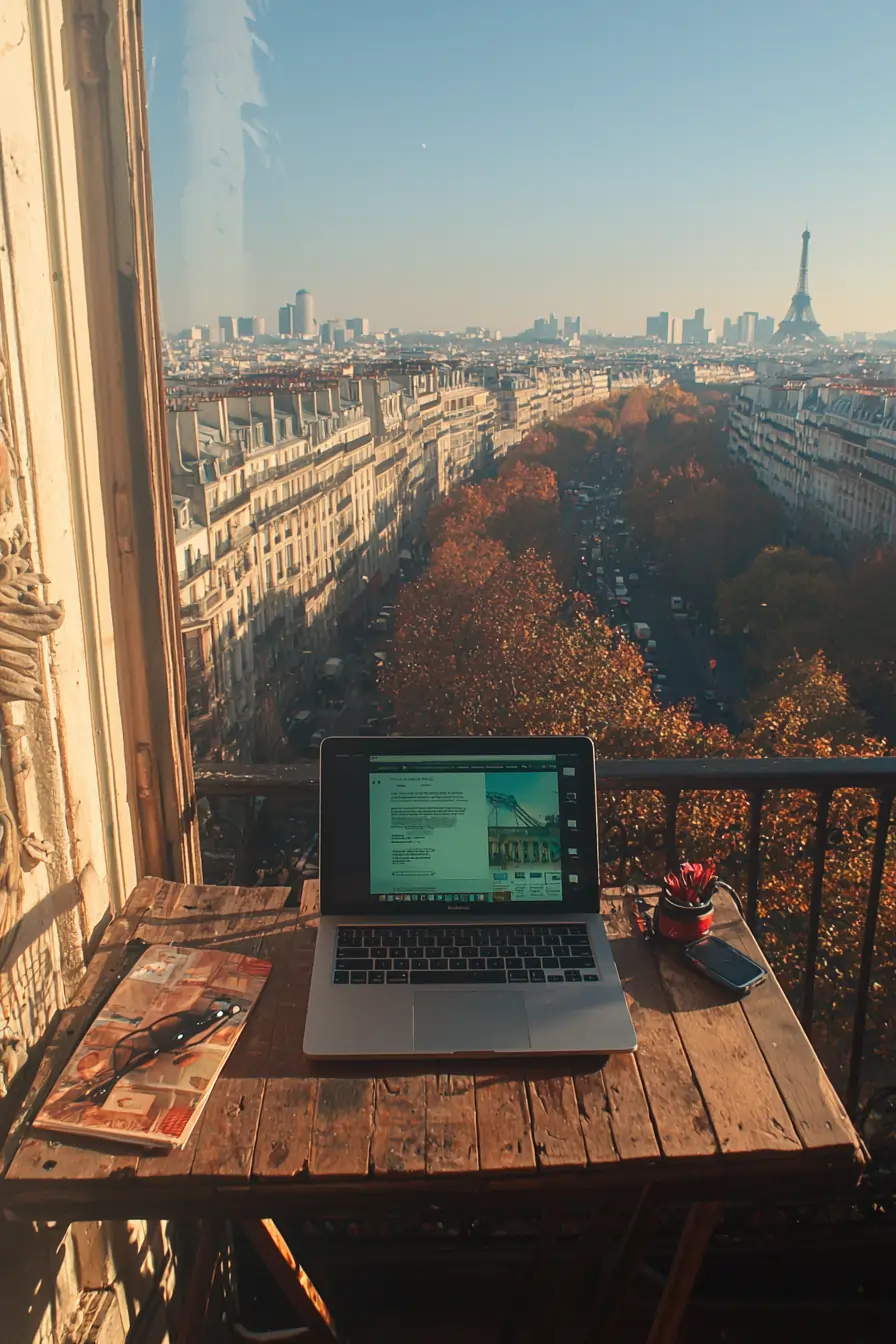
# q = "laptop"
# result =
<box><xmin>303</xmin><ymin>736</ymin><xmax>636</xmax><ymax>1058</ymax></box>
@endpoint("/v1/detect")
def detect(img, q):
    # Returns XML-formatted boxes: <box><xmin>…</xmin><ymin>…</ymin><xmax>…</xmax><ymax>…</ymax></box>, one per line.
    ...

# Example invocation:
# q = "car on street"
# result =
<box><xmin>643</xmin><ymin>661</ymin><xmax>657</xmax><ymax>674</ymax></box>
<box><xmin>628</xmin><ymin>572</ymin><xmax>640</xmax><ymax>583</ymax></box>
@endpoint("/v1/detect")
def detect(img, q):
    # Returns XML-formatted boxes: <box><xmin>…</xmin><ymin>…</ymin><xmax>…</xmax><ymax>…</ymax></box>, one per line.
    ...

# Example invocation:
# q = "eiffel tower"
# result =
<box><xmin>771</xmin><ymin>228</ymin><xmax>825</xmax><ymax>344</ymax></box>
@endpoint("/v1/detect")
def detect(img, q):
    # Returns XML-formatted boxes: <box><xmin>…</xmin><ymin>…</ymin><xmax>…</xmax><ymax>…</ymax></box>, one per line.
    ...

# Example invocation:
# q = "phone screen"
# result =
<box><xmin>684</xmin><ymin>937</ymin><xmax>765</xmax><ymax>990</ymax></box>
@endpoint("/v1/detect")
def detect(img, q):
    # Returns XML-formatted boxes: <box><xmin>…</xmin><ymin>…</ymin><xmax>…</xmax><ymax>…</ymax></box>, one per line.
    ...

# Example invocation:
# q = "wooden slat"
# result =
<box><xmin>604</xmin><ymin>897</ymin><xmax>718</xmax><ymax>1159</ymax></box>
<box><xmin>474</xmin><ymin>1077</ymin><xmax>536</xmax><ymax>1172</ymax></box>
<box><xmin>424</xmin><ymin>1074</ymin><xmax>478</xmax><ymax>1175</ymax></box>
<box><xmin>138</xmin><ymin>885</ymin><xmax>292</xmax><ymax>1184</ymax></box>
<box><xmin>572</xmin><ymin>1070</ymin><xmax>619</xmax><ymax>1166</ymax></box>
<box><xmin>651</xmin><ymin>918</ymin><xmax>800</xmax><ymax>1155</ymax></box>
<box><xmin>714</xmin><ymin>893</ymin><xmax>860</xmax><ymax>1156</ymax></box>
<box><xmin>253</xmin><ymin>1078</ymin><xmax>318</xmax><ymax>1178</ymax></box>
<box><xmin>528</xmin><ymin>1076</ymin><xmax>588</xmax><ymax>1169</ymax></box>
<box><xmin>371</xmin><ymin>1077</ymin><xmax>426</xmax><ymax>1175</ymax></box>
<box><xmin>600</xmin><ymin>1053</ymin><xmax>662</xmax><ymax>1161</ymax></box>
<box><xmin>300</xmin><ymin>879</ymin><xmax>321</xmax><ymax>922</ymax></box>
<box><xmin>308</xmin><ymin>1078</ymin><xmax>375</xmax><ymax>1177</ymax></box>
<box><xmin>191</xmin><ymin>1078</ymin><xmax>267</xmax><ymax>1179</ymax></box>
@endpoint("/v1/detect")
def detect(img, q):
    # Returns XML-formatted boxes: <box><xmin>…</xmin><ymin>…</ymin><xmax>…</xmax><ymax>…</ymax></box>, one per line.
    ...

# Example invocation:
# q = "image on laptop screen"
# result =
<box><xmin>368</xmin><ymin>753</ymin><xmax>577</xmax><ymax>906</ymax></box>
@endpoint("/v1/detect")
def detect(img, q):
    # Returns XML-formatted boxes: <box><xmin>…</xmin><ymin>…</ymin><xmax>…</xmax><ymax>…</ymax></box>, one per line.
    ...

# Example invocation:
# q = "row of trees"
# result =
<box><xmin>383</xmin><ymin>403</ymin><xmax>894</xmax><ymax>1094</ymax></box>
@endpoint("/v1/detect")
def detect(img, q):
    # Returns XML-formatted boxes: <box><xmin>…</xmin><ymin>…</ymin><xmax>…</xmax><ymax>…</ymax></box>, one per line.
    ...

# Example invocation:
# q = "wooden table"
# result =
<box><xmin>0</xmin><ymin>878</ymin><xmax>864</xmax><ymax>1344</ymax></box>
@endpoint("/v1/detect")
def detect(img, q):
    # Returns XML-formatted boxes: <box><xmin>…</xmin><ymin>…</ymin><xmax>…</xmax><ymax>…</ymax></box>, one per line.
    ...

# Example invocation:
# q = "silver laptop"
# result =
<box><xmin>303</xmin><ymin>736</ymin><xmax>636</xmax><ymax>1058</ymax></box>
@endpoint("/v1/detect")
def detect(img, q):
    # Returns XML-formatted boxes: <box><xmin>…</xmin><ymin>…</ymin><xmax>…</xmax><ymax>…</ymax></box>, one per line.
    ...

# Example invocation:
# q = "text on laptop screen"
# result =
<box><xmin>368</xmin><ymin>754</ymin><xmax>580</xmax><ymax>905</ymax></box>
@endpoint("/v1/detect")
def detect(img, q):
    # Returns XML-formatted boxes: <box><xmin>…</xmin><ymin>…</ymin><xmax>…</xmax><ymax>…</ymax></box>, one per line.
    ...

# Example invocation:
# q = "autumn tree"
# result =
<box><xmin>716</xmin><ymin>547</ymin><xmax>843</xmax><ymax>677</ymax></box>
<box><xmin>386</xmin><ymin>461</ymin><xmax>895</xmax><ymax>1094</ymax></box>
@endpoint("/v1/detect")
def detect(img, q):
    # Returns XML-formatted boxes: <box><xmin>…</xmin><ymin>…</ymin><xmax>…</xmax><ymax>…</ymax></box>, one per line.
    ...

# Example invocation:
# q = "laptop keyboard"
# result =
<box><xmin>332</xmin><ymin>924</ymin><xmax>598</xmax><ymax>985</ymax></box>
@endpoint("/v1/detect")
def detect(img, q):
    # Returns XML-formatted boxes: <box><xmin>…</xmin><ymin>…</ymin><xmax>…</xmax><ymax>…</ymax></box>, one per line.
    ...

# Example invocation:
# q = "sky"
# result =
<box><xmin>143</xmin><ymin>0</ymin><xmax>896</xmax><ymax>338</ymax></box>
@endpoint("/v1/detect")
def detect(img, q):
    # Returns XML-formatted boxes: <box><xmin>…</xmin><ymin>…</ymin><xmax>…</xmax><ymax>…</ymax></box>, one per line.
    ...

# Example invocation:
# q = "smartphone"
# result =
<box><xmin>682</xmin><ymin>936</ymin><xmax>767</xmax><ymax>994</ymax></box>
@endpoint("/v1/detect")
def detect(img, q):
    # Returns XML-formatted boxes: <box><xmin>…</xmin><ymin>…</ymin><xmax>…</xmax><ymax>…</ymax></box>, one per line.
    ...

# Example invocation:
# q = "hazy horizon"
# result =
<box><xmin>144</xmin><ymin>0</ymin><xmax>896</xmax><ymax>338</ymax></box>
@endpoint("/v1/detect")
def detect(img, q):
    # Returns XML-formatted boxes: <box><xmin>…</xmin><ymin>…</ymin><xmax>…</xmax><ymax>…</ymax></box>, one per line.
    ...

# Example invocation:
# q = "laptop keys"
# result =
<box><xmin>333</xmin><ymin>925</ymin><xmax>598</xmax><ymax>986</ymax></box>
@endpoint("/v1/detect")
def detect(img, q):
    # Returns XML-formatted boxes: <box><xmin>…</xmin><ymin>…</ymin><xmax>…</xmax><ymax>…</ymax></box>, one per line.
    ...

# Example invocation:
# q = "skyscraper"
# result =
<box><xmin>682</xmin><ymin>308</ymin><xmax>710</xmax><ymax>344</ymax></box>
<box><xmin>738</xmin><ymin>312</ymin><xmax>757</xmax><ymax>345</ymax></box>
<box><xmin>346</xmin><ymin>316</ymin><xmax>369</xmax><ymax>339</ymax></box>
<box><xmin>278</xmin><ymin>305</ymin><xmax>294</xmax><ymax>337</ymax></box>
<box><xmin>218</xmin><ymin>315</ymin><xmax>237</xmax><ymax>342</ymax></box>
<box><xmin>294</xmin><ymin>289</ymin><xmax>315</xmax><ymax>338</ymax></box>
<box><xmin>754</xmin><ymin>316</ymin><xmax>775</xmax><ymax>344</ymax></box>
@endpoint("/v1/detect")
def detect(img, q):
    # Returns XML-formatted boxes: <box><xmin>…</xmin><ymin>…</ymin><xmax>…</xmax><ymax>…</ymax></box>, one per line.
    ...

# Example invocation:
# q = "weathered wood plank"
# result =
<box><xmin>371</xmin><ymin>1077</ymin><xmax>426</xmax><ymax>1175</ymax></box>
<box><xmin>528</xmin><ymin>1076</ymin><xmax>588</xmax><ymax>1170</ymax></box>
<box><xmin>300</xmin><ymin>879</ymin><xmax>321</xmax><ymax>923</ymax></box>
<box><xmin>714</xmin><ymin>893</ymin><xmax>860</xmax><ymax>1157</ymax></box>
<box><xmin>604</xmin><ymin>896</ymin><xmax>718</xmax><ymax>1159</ymax></box>
<box><xmin>572</xmin><ymin>1070</ymin><xmax>619</xmax><ymax>1166</ymax></box>
<box><xmin>138</xmin><ymin>886</ymin><xmax>291</xmax><ymax>1183</ymax></box>
<box><xmin>424</xmin><ymin>1074</ymin><xmax>478</xmax><ymax>1175</ymax></box>
<box><xmin>474</xmin><ymin>1077</ymin><xmax>536</xmax><ymax>1172</ymax></box>
<box><xmin>253</xmin><ymin>1078</ymin><xmax>318</xmax><ymax>1179</ymax></box>
<box><xmin>190</xmin><ymin>1077</ymin><xmax>267</xmax><ymax>1179</ymax></box>
<box><xmin>601</xmin><ymin>1053</ymin><xmax>661</xmax><ymax>1162</ymax></box>
<box><xmin>308</xmin><ymin>1078</ymin><xmax>374</xmax><ymax>1177</ymax></box>
<box><xmin>652</xmin><ymin>922</ymin><xmax>800</xmax><ymax>1156</ymax></box>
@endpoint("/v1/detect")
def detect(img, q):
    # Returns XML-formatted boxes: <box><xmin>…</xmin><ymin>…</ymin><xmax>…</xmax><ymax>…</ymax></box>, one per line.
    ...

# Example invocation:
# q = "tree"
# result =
<box><xmin>384</xmin><ymin>459</ymin><xmax>896</xmax><ymax>1094</ymax></box>
<box><xmin>717</xmin><ymin>547</ymin><xmax>843</xmax><ymax>676</ymax></box>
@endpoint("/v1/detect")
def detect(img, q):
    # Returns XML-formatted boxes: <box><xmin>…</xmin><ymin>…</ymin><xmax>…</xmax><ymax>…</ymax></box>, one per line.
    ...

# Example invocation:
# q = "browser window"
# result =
<box><xmin>367</xmin><ymin>754</ymin><xmax>576</xmax><ymax>905</ymax></box>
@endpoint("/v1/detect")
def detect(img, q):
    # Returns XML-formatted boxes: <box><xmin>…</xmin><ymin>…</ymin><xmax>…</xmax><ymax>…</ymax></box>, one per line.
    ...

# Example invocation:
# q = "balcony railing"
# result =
<box><xmin>209</xmin><ymin>486</ymin><xmax>251</xmax><ymax>523</ymax></box>
<box><xmin>181</xmin><ymin>587</ymin><xmax>224</xmax><ymax>621</ymax></box>
<box><xmin>178</xmin><ymin>554</ymin><xmax>211</xmax><ymax>587</ymax></box>
<box><xmin>193</xmin><ymin>755</ymin><xmax>896</xmax><ymax>1119</ymax></box>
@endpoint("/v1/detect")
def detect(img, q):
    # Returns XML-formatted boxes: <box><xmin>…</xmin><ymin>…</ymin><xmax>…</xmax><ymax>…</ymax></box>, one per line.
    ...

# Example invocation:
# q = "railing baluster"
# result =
<box><xmin>800</xmin><ymin>787</ymin><xmax>832</xmax><ymax>1037</ymax></box>
<box><xmin>846</xmin><ymin>788</ymin><xmax>894</xmax><ymax>1118</ymax></box>
<box><xmin>663</xmin><ymin>790</ymin><xmax>681</xmax><ymax>871</ymax></box>
<box><xmin>745</xmin><ymin>790</ymin><xmax>764</xmax><ymax>930</ymax></box>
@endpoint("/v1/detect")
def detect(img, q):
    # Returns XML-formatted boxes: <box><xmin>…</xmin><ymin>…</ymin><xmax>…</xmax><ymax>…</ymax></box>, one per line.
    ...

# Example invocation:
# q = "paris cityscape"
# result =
<box><xmin>3</xmin><ymin>3</ymin><xmax>896</xmax><ymax>1342</ymax></box>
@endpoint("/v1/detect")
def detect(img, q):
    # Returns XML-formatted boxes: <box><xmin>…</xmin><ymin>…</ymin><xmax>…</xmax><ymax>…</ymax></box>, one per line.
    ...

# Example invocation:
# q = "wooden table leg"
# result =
<box><xmin>239</xmin><ymin>1217</ymin><xmax>339</xmax><ymax>1340</ymax></box>
<box><xmin>584</xmin><ymin>1186</ymin><xmax>663</xmax><ymax>1343</ymax></box>
<box><xmin>644</xmin><ymin>1201</ymin><xmax>720</xmax><ymax>1344</ymax></box>
<box><xmin>176</xmin><ymin>1220</ymin><xmax>220</xmax><ymax>1344</ymax></box>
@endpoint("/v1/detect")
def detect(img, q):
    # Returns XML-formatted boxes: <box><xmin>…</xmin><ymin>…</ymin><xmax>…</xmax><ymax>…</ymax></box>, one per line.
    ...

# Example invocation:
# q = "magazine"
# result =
<box><xmin>34</xmin><ymin>943</ymin><xmax>271</xmax><ymax>1148</ymax></box>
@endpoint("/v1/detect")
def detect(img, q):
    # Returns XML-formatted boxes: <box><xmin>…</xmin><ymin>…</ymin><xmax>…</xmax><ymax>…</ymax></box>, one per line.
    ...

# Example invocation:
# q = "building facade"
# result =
<box><xmin>169</xmin><ymin>359</ymin><xmax>613</xmax><ymax>759</ymax></box>
<box><xmin>729</xmin><ymin>379</ymin><xmax>896</xmax><ymax>545</ymax></box>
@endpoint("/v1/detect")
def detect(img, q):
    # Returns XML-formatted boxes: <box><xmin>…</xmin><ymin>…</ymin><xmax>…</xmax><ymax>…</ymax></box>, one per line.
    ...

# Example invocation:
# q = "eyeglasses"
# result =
<box><xmin>77</xmin><ymin>998</ymin><xmax>242</xmax><ymax>1105</ymax></box>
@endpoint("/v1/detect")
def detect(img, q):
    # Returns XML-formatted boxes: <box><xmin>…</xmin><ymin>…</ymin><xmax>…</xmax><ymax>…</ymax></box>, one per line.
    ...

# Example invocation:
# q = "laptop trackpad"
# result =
<box><xmin>413</xmin><ymin>992</ymin><xmax>531</xmax><ymax>1053</ymax></box>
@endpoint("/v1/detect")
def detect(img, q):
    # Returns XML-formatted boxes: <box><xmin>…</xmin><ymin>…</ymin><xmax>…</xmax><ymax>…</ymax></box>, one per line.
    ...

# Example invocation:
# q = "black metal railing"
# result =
<box><xmin>193</xmin><ymin>755</ymin><xmax>896</xmax><ymax>1117</ymax></box>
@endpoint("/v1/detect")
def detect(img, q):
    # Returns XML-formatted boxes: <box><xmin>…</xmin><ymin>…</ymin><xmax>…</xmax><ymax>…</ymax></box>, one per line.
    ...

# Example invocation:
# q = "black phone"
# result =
<box><xmin>682</xmin><ymin>935</ymin><xmax>766</xmax><ymax>994</ymax></box>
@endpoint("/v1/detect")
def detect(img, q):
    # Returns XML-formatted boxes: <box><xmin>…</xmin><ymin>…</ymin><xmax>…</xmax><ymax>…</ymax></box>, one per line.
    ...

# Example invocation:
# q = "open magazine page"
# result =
<box><xmin>36</xmin><ymin>944</ymin><xmax>271</xmax><ymax>1148</ymax></box>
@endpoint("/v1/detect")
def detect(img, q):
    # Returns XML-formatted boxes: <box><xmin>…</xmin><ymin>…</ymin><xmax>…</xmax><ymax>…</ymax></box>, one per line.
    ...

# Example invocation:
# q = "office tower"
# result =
<box><xmin>334</xmin><ymin>327</ymin><xmax>348</xmax><ymax>351</ymax></box>
<box><xmin>346</xmin><ymin>317</ymin><xmax>370</xmax><ymax>339</ymax></box>
<box><xmin>670</xmin><ymin>317</ymin><xmax>683</xmax><ymax>345</ymax></box>
<box><xmin>294</xmin><ymin>289</ymin><xmax>315</xmax><ymax>338</ymax></box>
<box><xmin>236</xmin><ymin>316</ymin><xmax>264</xmax><ymax>338</ymax></box>
<box><xmin>722</xmin><ymin>317</ymin><xmax>737</xmax><ymax>344</ymax></box>
<box><xmin>218</xmin><ymin>315</ymin><xmax>237</xmax><ymax>342</ymax></box>
<box><xmin>771</xmin><ymin>229</ymin><xmax>825</xmax><ymax>345</ymax></box>
<box><xmin>278</xmin><ymin>305</ymin><xmax>294</xmax><ymax>337</ymax></box>
<box><xmin>563</xmin><ymin>315</ymin><xmax>581</xmax><ymax>339</ymax></box>
<box><xmin>738</xmin><ymin>311</ymin><xmax>757</xmax><ymax>345</ymax></box>
<box><xmin>548</xmin><ymin>312</ymin><xmax>559</xmax><ymax>339</ymax></box>
<box><xmin>320</xmin><ymin>319</ymin><xmax>346</xmax><ymax>346</ymax></box>
<box><xmin>754</xmin><ymin>316</ymin><xmax>775</xmax><ymax>344</ymax></box>
<box><xmin>682</xmin><ymin>308</ymin><xmax>709</xmax><ymax>344</ymax></box>
<box><xmin>646</xmin><ymin>315</ymin><xmax>661</xmax><ymax>338</ymax></box>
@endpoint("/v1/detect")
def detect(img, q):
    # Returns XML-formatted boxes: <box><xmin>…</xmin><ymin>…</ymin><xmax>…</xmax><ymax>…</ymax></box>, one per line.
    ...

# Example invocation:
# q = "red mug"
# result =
<box><xmin>657</xmin><ymin>892</ymin><xmax>715</xmax><ymax>942</ymax></box>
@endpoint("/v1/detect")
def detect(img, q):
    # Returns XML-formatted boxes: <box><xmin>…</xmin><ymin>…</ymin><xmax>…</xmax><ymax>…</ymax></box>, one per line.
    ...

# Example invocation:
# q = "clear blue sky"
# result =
<box><xmin>143</xmin><ymin>0</ymin><xmax>896</xmax><ymax>336</ymax></box>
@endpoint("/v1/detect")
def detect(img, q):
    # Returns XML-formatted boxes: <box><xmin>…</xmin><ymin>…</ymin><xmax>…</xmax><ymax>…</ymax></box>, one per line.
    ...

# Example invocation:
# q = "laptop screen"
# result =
<box><xmin>319</xmin><ymin>737</ymin><xmax>599</xmax><ymax>915</ymax></box>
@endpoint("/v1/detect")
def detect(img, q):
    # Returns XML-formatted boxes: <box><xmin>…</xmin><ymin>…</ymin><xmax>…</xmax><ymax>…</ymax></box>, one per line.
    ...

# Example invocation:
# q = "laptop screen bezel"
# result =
<box><xmin>318</xmin><ymin>735</ymin><xmax>600</xmax><ymax>917</ymax></box>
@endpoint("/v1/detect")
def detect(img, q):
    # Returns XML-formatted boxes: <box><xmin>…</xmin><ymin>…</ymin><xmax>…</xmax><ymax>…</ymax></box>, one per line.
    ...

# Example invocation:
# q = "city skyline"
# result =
<box><xmin>144</xmin><ymin>0</ymin><xmax>896</xmax><ymax>336</ymax></box>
